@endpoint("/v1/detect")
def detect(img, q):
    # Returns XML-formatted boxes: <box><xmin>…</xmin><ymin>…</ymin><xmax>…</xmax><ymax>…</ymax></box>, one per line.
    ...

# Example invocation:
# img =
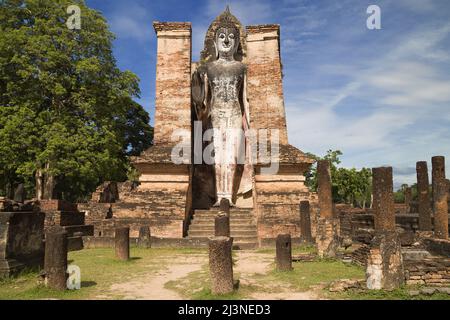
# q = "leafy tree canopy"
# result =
<box><xmin>0</xmin><ymin>0</ymin><xmax>153</xmax><ymax>201</ymax></box>
<box><xmin>306</xmin><ymin>150</ymin><xmax>372</xmax><ymax>208</ymax></box>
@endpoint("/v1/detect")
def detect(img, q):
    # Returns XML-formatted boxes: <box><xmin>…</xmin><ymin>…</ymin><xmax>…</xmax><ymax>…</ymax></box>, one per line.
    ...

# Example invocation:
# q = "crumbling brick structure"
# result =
<box><xmin>366</xmin><ymin>167</ymin><xmax>405</xmax><ymax>290</ymax></box>
<box><xmin>0</xmin><ymin>201</ymin><xmax>45</xmax><ymax>277</ymax></box>
<box><xmin>82</xmin><ymin>9</ymin><xmax>315</xmax><ymax>246</ymax></box>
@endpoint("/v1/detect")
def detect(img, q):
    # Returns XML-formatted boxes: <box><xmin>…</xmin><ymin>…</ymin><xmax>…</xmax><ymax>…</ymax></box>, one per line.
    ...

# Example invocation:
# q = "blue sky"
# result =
<box><xmin>86</xmin><ymin>0</ymin><xmax>450</xmax><ymax>188</ymax></box>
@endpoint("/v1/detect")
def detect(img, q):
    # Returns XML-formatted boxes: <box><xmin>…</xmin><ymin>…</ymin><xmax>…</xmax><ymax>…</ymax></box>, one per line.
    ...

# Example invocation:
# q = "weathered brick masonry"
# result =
<box><xmin>80</xmin><ymin>14</ymin><xmax>315</xmax><ymax>244</ymax></box>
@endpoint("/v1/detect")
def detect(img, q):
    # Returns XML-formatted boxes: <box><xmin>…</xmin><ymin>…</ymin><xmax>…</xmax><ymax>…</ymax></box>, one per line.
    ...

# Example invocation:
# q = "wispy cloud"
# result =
<box><xmin>283</xmin><ymin>4</ymin><xmax>450</xmax><ymax>186</ymax></box>
<box><xmin>85</xmin><ymin>0</ymin><xmax>450</xmax><ymax>188</ymax></box>
<box><xmin>108</xmin><ymin>3</ymin><xmax>153</xmax><ymax>42</ymax></box>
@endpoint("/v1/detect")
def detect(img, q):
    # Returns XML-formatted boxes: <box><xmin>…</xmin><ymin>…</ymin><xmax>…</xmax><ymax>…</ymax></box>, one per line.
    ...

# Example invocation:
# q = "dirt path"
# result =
<box><xmin>106</xmin><ymin>255</ymin><xmax>206</xmax><ymax>300</ymax></box>
<box><xmin>234</xmin><ymin>251</ymin><xmax>321</xmax><ymax>300</ymax></box>
<box><xmin>102</xmin><ymin>251</ymin><xmax>321</xmax><ymax>300</ymax></box>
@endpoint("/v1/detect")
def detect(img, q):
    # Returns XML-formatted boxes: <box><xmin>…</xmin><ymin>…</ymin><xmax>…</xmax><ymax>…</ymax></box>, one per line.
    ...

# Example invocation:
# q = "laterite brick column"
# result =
<box><xmin>404</xmin><ymin>187</ymin><xmax>412</xmax><ymax>213</ymax></box>
<box><xmin>434</xmin><ymin>179</ymin><xmax>449</xmax><ymax>239</ymax></box>
<box><xmin>432</xmin><ymin>156</ymin><xmax>445</xmax><ymax>209</ymax></box>
<box><xmin>276</xmin><ymin>234</ymin><xmax>292</xmax><ymax>271</ymax></box>
<box><xmin>209</xmin><ymin>236</ymin><xmax>234</xmax><ymax>295</ymax></box>
<box><xmin>315</xmin><ymin>160</ymin><xmax>339</xmax><ymax>258</ymax></box>
<box><xmin>300</xmin><ymin>201</ymin><xmax>313</xmax><ymax>244</ymax></box>
<box><xmin>44</xmin><ymin>227</ymin><xmax>68</xmax><ymax>290</ymax></box>
<box><xmin>115</xmin><ymin>227</ymin><xmax>130</xmax><ymax>261</ymax></box>
<box><xmin>366</xmin><ymin>167</ymin><xmax>404</xmax><ymax>290</ymax></box>
<box><xmin>416</xmin><ymin>161</ymin><xmax>432</xmax><ymax>231</ymax></box>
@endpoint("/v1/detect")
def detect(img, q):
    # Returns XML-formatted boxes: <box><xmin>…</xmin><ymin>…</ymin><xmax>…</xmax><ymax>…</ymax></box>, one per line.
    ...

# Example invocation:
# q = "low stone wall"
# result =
<box><xmin>82</xmin><ymin>236</ymin><xmax>208</xmax><ymax>249</ymax></box>
<box><xmin>78</xmin><ymin>202</ymin><xmax>112</xmax><ymax>225</ymax></box>
<box><xmin>255</xmin><ymin>187</ymin><xmax>318</xmax><ymax>242</ymax></box>
<box><xmin>404</xmin><ymin>257</ymin><xmax>450</xmax><ymax>287</ymax></box>
<box><xmin>423</xmin><ymin>238</ymin><xmax>450</xmax><ymax>257</ymax></box>
<box><xmin>339</xmin><ymin>208</ymin><xmax>450</xmax><ymax>244</ymax></box>
<box><xmin>38</xmin><ymin>200</ymin><xmax>77</xmax><ymax>212</ymax></box>
<box><xmin>352</xmin><ymin>240</ymin><xmax>450</xmax><ymax>287</ymax></box>
<box><xmin>259</xmin><ymin>237</ymin><xmax>305</xmax><ymax>247</ymax></box>
<box><xmin>44</xmin><ymin>211</ymin><xmax>85</xmax><ymax>227</ymax></box>
<box><xmin>351</xmin><ymin>245</ymin><xmax>370</xmax><ymax>267</ymax></box>
<box><xmin>0</xmin><ymin>211</ymin><xmax>45</xmax><ymax>277</ymax></box>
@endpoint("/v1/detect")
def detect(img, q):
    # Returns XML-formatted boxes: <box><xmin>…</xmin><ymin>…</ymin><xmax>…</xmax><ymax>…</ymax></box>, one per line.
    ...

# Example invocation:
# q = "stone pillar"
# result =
<box><xmin>316</xmin><ymin>218</ymin><xmax>339</xmax><ymax>258</ymax></box>
<box><xmin>316</xmin><ymin>160</ymin><xmax>338</xmax><ymax>257</ymax></box>
<box><xmin>215</xmin><ymin>213</ymin><xmax>230</xmax><ymax>237</ymax></box>
<box><xmin>434</xmin><ymin>179</ymin><xmax>449</xmax><ymax>239</ymax></box>
<box><xmin>209</xmin><ymin>236</ymin><xmax>234</xmax><ymax>295</ymax></box>
<box><xmin>404</xmin><ymin>187</ymin><xmax>412</xmax><ymax>213</ymax></box>
<box><xmin>317</xmin><ymin>160</ymin><xmax>333</xmax><ymax>219</ymax></box>
<box><xmin>115</xmin><ymin>227</ymin><xmax>130</xmax><ymax>261</ymax></box>
<box><xmin>299</xmin><ymin>201</ymin><xmax>313</xmax><ymax>244</ymax></box>
<box><xmin>366</xmin><ymin>232</ymin><xmax>404</xmax><ymax>290</ymax></box>
<box><xmin>276</xmin><ymin>234</ymin><xmax>292</xmax><ymax>271</ymax></box>
<box><xmin>137</xmin><ymin>226</ymin><xmax>151</xmax><ymax>248</ymax></box>
<box><xmin>44</xmin><ymin>227</ymin><xmax>68</xmax><ymax>290</ymax></box>
<box><xmin>219</xmin><ymin>198</ymin><xmax>230</xmax><ymax>215</ymax></box>
<box><xmin>416</xmin><ymin>161</ymin><xmax>432</xmax><ymax>231</ymax></box>
<box><xmin>152</xmin><ymin>22</ymin><xmax>192</xmax><ymax>145</ymax></box>
<box><xmin>432</xmin><ymin>156</ymin><xmax>445</xmax><ymax>208</ymax></box>
<box><xmin>13</xmin><ymin>183</ymin><xmax>25</xmax><ymax>203</ymax></box>
<box><xmin>366</xmin><ymin>167</ymin><xmax>404</xmax><ymax>290</ymax></box>
<box><xmin>372</xmin><ymin>167</ymin><xmax>395</xmax><ymax>231</ymax></box>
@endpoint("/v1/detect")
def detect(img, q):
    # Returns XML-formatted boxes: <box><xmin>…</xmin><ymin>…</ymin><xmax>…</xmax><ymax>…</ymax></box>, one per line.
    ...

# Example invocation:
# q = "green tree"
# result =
<box><xmin>393</xmin><ymin>183</ymin><xmax>418</xmax><ymax>204</ymax></box>
<box><xmin>305</xmin><ymin>149</ymin><xmax>343</xmax><ymax>191</ymax></box>
<box><xmin>0</xmin><ymin>0</ymin><xmax>152</xmax><ymax>201</ymax></box>
<box><xmin>306</xmin><ymin>150</ymin><xmax>372</xmax><ymax>208</ymax></box>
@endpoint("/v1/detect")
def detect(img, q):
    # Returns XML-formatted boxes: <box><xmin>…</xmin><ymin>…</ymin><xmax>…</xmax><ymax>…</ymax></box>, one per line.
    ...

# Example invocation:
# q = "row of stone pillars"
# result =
<box><xmin>367</xmin><ymin>157</ymin><xmax>448</xmax><ymax>290</ymax></box>
<box><xmin>43</xmin><ymin>225</ymin><xmax>151</xmax><ymax>290</ymax></box>
<box><xmin>311</xmin><ymin>156</ymin><xmax>447</xmax><ymax>290</ymax></box>
<box><xmin>416</xmin><ymin>157</ymin><xmax>448</xmax><ymax>238</ymax></box>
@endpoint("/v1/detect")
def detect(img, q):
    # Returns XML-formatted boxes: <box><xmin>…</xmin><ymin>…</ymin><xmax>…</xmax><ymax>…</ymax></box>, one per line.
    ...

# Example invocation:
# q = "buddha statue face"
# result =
<box><xmin>215</xmin><ymin>26</ymin><xmax>239</xmax><ymax>59</ymax></box>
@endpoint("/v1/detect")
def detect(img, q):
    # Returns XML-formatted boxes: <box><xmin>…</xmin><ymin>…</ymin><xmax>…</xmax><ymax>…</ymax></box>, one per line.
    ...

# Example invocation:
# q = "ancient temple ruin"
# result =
<box><xmin>87</xmin><ymin>8</ymin><xmax>315</xmax><ymax>247</ymax></box>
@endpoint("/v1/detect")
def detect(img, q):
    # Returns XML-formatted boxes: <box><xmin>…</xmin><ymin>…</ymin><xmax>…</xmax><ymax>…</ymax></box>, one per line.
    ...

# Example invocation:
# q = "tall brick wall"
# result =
<box><xmin>246</xmin><ymin>24</ymin><xmax>288</xmax><ymax>145</ymax></box>
<box><xmin>120</xmin><ymin>22</ymin><xmax>193</xmax><ymax>238</ymax></box>
<box><xmin>153</xmin><ymin>22</ymin><xmax>192</xmax><ymax>145</ymax></box>
<box><xmin>246</xmin><ymin>25</ymin><xmax>314</xmax><ymax>242</ymax></box>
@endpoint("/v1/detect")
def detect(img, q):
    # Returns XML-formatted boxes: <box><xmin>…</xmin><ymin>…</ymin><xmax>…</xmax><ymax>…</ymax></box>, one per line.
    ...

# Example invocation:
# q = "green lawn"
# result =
<box><xmin>0</xmin><ymin>247</ymin><xmax>205</xmax><ymax>300</ymax></box>
<box><xmin>1</xmin><ymin>246</ymin><xmax>448</xmax><ymax>300</ymax></box>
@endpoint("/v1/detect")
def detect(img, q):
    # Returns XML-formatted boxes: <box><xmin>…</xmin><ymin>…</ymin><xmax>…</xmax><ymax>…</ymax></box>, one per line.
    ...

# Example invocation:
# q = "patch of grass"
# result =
<box><xmin>251</xmin><ymin>259</ymin><xmax>365</xmax><ymax>292</ymax></box>
<box><xmin>190</xmin><ymin>288</ymin><xmax>244</xmax><ymax>300</ymax></box>
<box><xmin>0</xmin><ymin>247</ymin><xmax>206</xmax><ymax>300</ymax></box>
<box><xmin>165</xmin><ymin>265</ymin><xmax>256</xmax><ymax>300</ymax></box>
<box><xmin>166</xmin><ymin>255</ymin><xmax>366</xmax><ymax>299</ymax></box>
<box><xmin>256</xmin><ymin>244</ymin><xmax>317</xmax><ymax>255</ymax></box>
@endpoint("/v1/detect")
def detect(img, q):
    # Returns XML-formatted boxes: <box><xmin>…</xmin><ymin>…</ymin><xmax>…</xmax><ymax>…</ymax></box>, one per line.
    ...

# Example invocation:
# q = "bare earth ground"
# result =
<box><xmin>104</xmin><ymin>251</ymin><xmax>321</xmax><ymax>300</ymax></box>
<box><xmin>2</xmin><ymin>247</ymin><xmax>447</xmax><ymax>300</ymax></box>
<box><xmin>235</xmin><ymin>252</ymin><xmax>320</xmax><ymax>300</ymax></box>
<box><xmin>106</xmin><ymin>255</ymin><xmax>206</xmax><ymax>300</ymax></box>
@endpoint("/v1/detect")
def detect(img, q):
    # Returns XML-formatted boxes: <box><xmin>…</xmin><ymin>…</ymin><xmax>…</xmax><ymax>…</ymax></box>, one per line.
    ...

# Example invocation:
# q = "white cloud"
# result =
<box><xmin>108</xmin><ymin>3</ymin><xmax>153</xmax><ymax>42</ymax></box>
<box><xmin>396</xmin><ymin>0</ymin><xmax>437</xmax><ymax>12</ymax></box>
<box><xmin>284</xmin><ymin>19</ymin><xmax>450</xmax><ymax>185</ymax></box>
<box><xmin>388</xmin><ymin>23</ymin><xmax>450</xmax><ymax>62</ymax></box>
<box><xmin>365</xmin><ymin>62</ymin><xmax>450</xmax><ymax>107</ymax></box>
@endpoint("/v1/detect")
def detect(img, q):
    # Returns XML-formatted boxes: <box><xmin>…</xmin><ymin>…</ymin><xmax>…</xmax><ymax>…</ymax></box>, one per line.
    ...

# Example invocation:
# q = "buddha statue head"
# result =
<box><xmin>214</xmin><ymin>6</ymin><xmax>240</xmax><ymax>60</ymax></box>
